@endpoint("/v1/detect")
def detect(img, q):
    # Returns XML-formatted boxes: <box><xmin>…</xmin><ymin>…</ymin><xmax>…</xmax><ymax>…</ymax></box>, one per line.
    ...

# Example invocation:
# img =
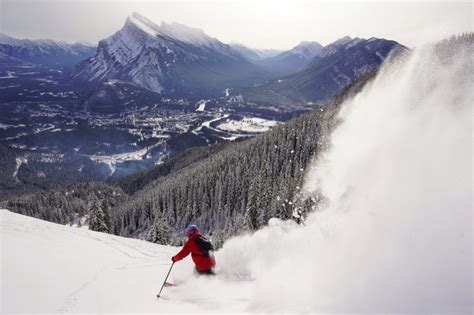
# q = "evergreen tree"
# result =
<box><xmin>146</xmin><ymin>210</ymin><xmax>170</xmax><ymax>245</ymax></box>
<box><xmin>88</xmin><ymin>195</ymin><xmax>108</xmax><ymax>233</ymax></box>
<box><xmin>102</xmin><ymin>199</ymin><xmax>111</xmax><ymax>233</ymax></box>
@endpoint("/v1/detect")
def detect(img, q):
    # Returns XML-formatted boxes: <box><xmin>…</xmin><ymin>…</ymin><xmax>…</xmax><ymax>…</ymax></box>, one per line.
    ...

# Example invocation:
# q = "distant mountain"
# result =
<box><xmin>259</xmin><ymin>41</ymin><xmax>324</xmax><ymax>76</ymax></box>
<box><xmin>72</xmin><ymin>13</ymin><xmax>263</xmax><ymax>96</ymax></box>
<box><xmin>244</xmin><ymin>37</ymin><xmax>407</xmax><ymax>106</ymax></box>
<box><xmin>229</xmin><ymin>42</ymin><xmax>282</xmax><ymax>61</ymax></box>
<box><xmin>0</xmin><ymin>33</ymin><xmax>96</xmax><ymax>67</ymax></box>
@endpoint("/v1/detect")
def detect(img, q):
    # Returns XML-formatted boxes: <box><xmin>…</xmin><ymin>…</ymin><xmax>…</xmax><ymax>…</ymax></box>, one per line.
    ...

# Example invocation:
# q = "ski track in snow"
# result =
<box><xmin>55</xmin><ymin>266</ymin><xmax>107</xmax><ymax>314</ymax></box>
<box><xmin>52</xmin><ymin>228</ymin><xmax>174</xmax><ymax>313</ymax></box>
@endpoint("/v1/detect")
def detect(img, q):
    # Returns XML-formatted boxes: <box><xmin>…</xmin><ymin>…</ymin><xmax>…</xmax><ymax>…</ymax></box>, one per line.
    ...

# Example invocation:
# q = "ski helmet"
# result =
<box><xmin>185</xmin><ymin>225</ymin><xmax>199</xmax><ymax>236</ymax></box>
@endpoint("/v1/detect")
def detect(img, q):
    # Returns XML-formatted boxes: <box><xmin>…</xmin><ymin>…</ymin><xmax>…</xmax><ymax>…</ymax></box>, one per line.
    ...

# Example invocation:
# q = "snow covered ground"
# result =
<box><xmin>0</xmin><ymin>71</ymin><xmax>17</xmax><ymax>79</ymax></box>
<box><xmin>89</xmin><ymin>142</ymin><xmax>164</xmax><ymax>175</ymax></box>
<box><xmin>195</xmin><ymin>100</ymin><xmax>209</xmax><ymax>112</ymax></box>
<box><xmin>0</xmin><ymin>210</ymin><xmax>255</xmax><ymax>314</ymax></box>
<box><xmin>217</xmin><ymin>117</ymin><xmax>279</xmax><ymax>133</ymax></box>
<box><xmin>192</xmin><ymin>114</ymin><xmax>229</xmax><ymax>134</ymax></box>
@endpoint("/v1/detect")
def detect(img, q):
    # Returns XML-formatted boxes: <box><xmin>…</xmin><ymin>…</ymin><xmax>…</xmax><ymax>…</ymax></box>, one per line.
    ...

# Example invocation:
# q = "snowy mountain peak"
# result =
<box><xmin>258</xmin><ymin>40</ymin><xmax>324</xmax><ymax>75</ymax></box>
<box><xmin>229</xmin><ymin>42</ymin><xmax>282</xmax><ymax>61</ymax></box>
<box><xmin>318</xmin><ymin>36</ymin><xmax>360</xmax><ymax>58</ymax></box>
<box><xmin>124</xmin><ymin>13</ymin><xmax>220</xmax><ymax>49</ymax></box>
<box><xmin>160</xmin><ymin>21</ymin><xmax>210</xmax><ymax>44</ymax></box>
<box><xmin>169</xmin><ymin>22</ymin><xmax>204</xmax><ymax>35</ymax></box>
<box><xmin>296</xmin><ymin>40</ymin><xmax>321</xmax><ymax>47</ymax></box>
<box><xmin>131</xmin><ymin>11</ymin><xmax>151</xmax><ymax>22</ymax></box>
<box><xmin>0</xmin><ymin>33</ymin><xmax>16</xmax><ymax>45</ymax></box>
<box><xmin>125</xmin><ymin>12</ymin><xmax>161</xmax><ymax>37</ymax></box>
<box><xmin>290</xmin><ymin>41</ymin><xmax>323</xmax><ymax>59</ymax></box>
<box><xmin>333</xmin><ymin>36</ymin><xmax>352</xmax><ymax>45</ymax></box>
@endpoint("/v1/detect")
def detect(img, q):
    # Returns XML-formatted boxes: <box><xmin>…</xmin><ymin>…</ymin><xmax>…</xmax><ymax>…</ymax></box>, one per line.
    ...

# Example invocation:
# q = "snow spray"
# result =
<box><xmin>218</xmin><ymin>39</ymin><xmax>473</xmax><ymax>313</ymax></box>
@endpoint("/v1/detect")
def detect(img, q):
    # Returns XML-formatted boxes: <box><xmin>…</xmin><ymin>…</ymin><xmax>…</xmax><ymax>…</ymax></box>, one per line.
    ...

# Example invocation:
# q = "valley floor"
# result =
<box><xmin>1</xmin><ymin>210</ymin><xmax>254</xmax><ymax>314</ymax></box>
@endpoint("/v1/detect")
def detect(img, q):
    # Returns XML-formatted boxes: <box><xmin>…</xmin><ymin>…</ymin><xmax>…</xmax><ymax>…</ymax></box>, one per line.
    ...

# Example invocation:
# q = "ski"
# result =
<box><xmin>164</xmin><ymin>282</ymin><xmax>176</xmax><ymax>287</ymax></box>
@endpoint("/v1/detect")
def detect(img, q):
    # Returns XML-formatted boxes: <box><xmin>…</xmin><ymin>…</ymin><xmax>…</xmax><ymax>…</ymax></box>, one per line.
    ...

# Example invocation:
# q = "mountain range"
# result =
<box><xmin>72</xmin><ymin>13</ymin><xmax>262</xmax><ymax>96</ymax></box>
<box><xmin>0</xmin><ymin>33</ymin><xmax>95</xmax><ymax>67</ymax></box>
<box><xmin>71</xmin><ymin>13</ymin><xmax>405</xmax><ymax>100</ymax></box>
<box><xmin>1</xmin><ymin>12</ymin><xmax>405</xmax><ymax>107</ymax></box>
<box><xmin>228</xmin><ymin>42</ymin><xmax>282</xmax><ymax>61</ymax></box>
<box><xmin>243</xmin><ymin>36</ymin><xmax>406</xmax><ymax>106</ymax></box>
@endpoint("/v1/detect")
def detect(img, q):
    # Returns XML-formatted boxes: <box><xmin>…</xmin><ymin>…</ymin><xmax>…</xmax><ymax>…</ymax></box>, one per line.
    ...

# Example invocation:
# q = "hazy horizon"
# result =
<box><xmin>0</xmin><ymin>0</ymin><xmax>472</xmax><ymax>50</ymax></box>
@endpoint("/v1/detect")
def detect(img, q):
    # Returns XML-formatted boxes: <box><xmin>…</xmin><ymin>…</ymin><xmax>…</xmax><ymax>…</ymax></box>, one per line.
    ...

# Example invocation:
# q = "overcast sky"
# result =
<box><xmin>0</xmin><ymin>0</ymin><xmax>472</xmax><ymax>49</ymax></box>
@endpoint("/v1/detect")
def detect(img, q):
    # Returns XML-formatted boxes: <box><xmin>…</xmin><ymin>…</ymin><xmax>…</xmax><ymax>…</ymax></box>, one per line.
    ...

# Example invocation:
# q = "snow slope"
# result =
<box><xmin>217</xmin><ymin>117</ymin><xmax>279</xmax><ymax>133</ymax></box>
<box><xmin>0</xmin><ymin>210</ymin><xmax>254</xmax><ymax>314</ymax></box>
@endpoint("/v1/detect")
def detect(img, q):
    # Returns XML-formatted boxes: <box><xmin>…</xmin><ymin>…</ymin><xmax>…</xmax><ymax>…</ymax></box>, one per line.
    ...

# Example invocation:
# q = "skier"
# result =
<box><xmin>172</xmin><ymin>225</ymin><xmax>216</xmax><ymax>275</ymax></box>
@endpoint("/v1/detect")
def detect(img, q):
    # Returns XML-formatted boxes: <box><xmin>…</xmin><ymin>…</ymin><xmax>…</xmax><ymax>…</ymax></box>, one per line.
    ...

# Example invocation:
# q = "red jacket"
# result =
<box><xmin>173</xmin><ymin>233</ymin><xmax>215</xmax><ymax>271</ymax></box>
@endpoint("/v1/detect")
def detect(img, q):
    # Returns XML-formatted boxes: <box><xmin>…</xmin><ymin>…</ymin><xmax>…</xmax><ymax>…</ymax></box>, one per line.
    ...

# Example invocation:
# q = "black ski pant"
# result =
<box><xmin>195</xmin><ymin>268</ymin><xmax>216</xmax><ymax>276</ymax></box>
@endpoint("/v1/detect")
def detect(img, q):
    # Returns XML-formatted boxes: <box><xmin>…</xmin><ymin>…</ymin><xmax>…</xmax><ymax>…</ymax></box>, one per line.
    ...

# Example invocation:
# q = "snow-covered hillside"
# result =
<box><xmin>0</xmin><ymin>210</ymin><xmax>255</xmax><ymax>314</ymax></box>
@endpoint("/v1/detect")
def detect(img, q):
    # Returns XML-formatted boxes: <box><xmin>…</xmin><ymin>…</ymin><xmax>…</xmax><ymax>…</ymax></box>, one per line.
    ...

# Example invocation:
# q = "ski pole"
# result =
<box><xmin>157</xmin><ymin>262</ymin><xmax>174</xmax><ymax>298</ymax></box>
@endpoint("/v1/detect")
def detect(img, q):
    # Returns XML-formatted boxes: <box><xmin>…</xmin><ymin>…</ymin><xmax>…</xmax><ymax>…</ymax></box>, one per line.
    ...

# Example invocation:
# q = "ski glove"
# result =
<box><xmin>171</xmin><ymin>256</ymin><xmax>176</xmax><ymax>262</ymax></box>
